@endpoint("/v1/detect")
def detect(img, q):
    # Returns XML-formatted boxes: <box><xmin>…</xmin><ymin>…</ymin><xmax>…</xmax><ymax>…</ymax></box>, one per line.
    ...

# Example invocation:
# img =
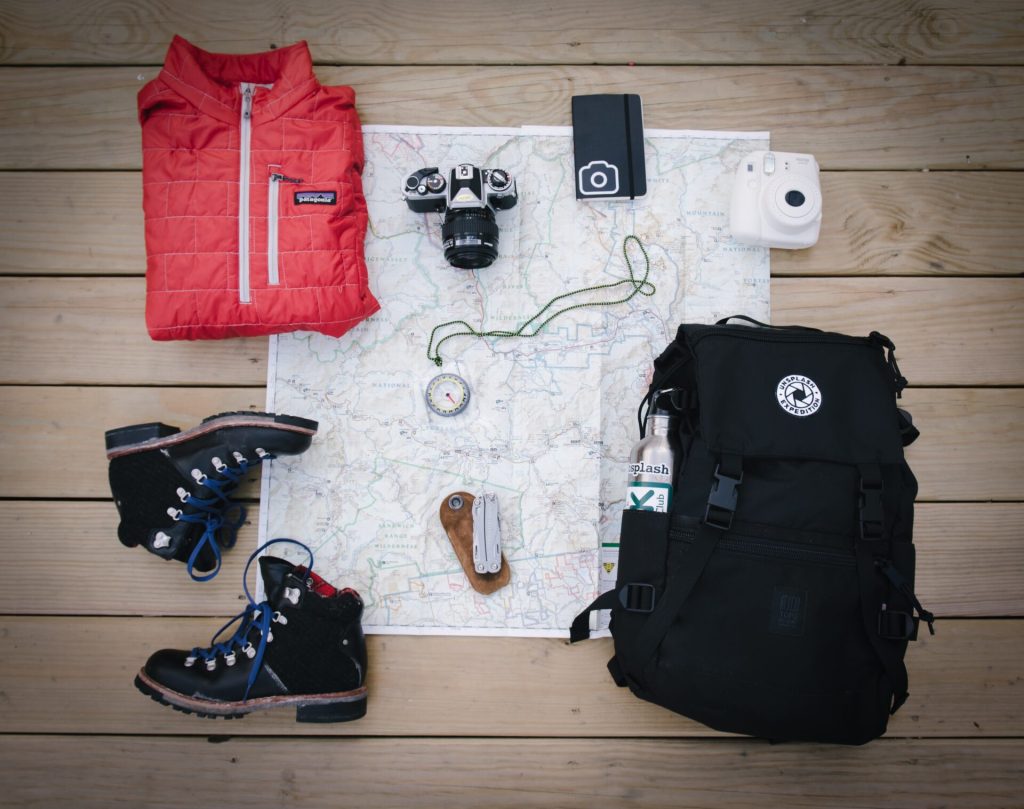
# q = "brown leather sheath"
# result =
<box><xmin>438</xmin><ymin>491</ymin><xmax>510</xmax><ymax>595</ymax></box>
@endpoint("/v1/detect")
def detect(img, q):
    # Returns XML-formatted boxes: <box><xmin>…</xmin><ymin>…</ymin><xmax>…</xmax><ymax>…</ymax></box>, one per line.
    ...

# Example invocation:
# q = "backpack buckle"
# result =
<box><xmin>619</xmin><ymin>583</ymin><xmax>656</xmax><ymax>613</ymax></box>
<box><xmin>705</xmin><ymin>465</ymin><xmax>743</xmax><ymax>530</ymax></box>
<box><xmin>878</xmin><ymin>608</ymin><xmax>917</xmax><ymax>641</ymax></box>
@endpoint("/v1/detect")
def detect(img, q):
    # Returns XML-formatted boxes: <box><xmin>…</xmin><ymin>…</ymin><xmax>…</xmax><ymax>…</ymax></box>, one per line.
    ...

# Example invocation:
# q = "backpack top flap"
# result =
<box><xmin>682</xmin><ymin>324</ymin><xmax>905</xmax><ymax>465</ymax></box>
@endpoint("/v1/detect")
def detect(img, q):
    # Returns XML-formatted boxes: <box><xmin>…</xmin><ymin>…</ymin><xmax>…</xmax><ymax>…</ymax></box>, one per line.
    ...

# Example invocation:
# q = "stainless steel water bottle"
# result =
<box><xmin>626</xmin><ymin>389</ymin><xmax>682</xmax><ymax>513</ymax></box>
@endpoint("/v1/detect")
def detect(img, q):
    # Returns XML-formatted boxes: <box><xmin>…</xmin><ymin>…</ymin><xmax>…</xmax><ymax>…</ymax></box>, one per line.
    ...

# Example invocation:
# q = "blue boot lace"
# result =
<box><xmin>167</xmin><ymin>449</ymin><xmax>275</xmax><ymax>581</ymax></box>
<box><xmin>183</xmin><ymin>538</ymin><xmax>314</xmax><ymax>700</ymax></box>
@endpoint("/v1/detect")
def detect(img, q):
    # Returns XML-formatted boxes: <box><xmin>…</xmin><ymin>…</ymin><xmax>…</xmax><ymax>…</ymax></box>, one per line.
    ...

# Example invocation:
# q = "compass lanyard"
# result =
<box><xmin>426</xmin><ymin>235</ymin><xmax>655</xmax><ymax>367</ymax></box>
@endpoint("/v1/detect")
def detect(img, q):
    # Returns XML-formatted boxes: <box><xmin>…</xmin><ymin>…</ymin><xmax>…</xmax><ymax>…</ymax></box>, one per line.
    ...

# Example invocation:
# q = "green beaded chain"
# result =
<box><xmin>427</xmin><ymin>235</ymin><xmax>655</xmax><ymax>367</ymax></box>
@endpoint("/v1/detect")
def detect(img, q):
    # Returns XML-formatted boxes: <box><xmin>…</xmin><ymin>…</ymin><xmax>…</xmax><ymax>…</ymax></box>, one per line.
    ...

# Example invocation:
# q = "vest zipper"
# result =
<box><xmin>267</xmin><ymin>171</ymin><xmax>302</xmax><ymax>286</ymax></box>
<box><xmin>238</xmin><ymin>83</ymin><xmax>255</xmax><ymax>304</ymax></box>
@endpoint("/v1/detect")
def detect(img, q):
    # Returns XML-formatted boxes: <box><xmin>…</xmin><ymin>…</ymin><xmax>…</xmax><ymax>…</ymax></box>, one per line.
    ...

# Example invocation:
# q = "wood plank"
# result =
<box><xmin>777</xmin><ymin>172</ymin><xmax>1024</xmax><ymax>277</ymax></box>
<box><xmin>771</xmin><ymin>278</ymin><xmax>1024</xmax><ymax>387</ymax></box>
<box><xmin>1</xmin><ymin>387</ymin><xmax>1021</xmax><ymax>502</ymax></box>
<box><xmin>0</xmin><ymin>172</ymin><xmax>144</xmax><ymax>275</ymax></box>
<box><xmin>0</xmin><ymin>387</ymin><xmax>267</xmax><ymax>499</ymax></box>
<box><xmin>2</xmin><ymin>738</ymin><xmax>1021</xmax><ymax>809</ymax></box>
<box><xmin>2</xmin><ymin>501</ymin><xmax>1018</xmax><ymax>617</ymax></box>
<box><xmin>5</xmin><ymin>171</ymin><xmax>1021</xmax><ymax>277</ymax></box>
<box><xmin>899</xmin><ymin>388</ymin><xmax>1024</xmax><ymax>502</ymax></box>
<box><xmin>0</xmin><ymin>617</ymin><xmax>1015</xmax><ymax>738</ymax></box>
<box><xmin>2</xmin><ymin>0</ymin><xmax>1022</xmax><ymax>66</ymax></box>
<box><xmin>1</xmin><ymin>66</ymin><xmax>1022</xmax><ymax>170</ymax></box>
<box><xmin>3</xmin><ymin>738</ymin><xmax>1021</xmax><ymax>809</ymax></box>
<box><xmin>0</xmin><ymin>279</ymin><xmax>268</xmax><ymax>386</ymax></box>
<box><xmin>2</xmin><ymin>278</ymin><xmax>1021</xmax><ymax>386</ymax></box>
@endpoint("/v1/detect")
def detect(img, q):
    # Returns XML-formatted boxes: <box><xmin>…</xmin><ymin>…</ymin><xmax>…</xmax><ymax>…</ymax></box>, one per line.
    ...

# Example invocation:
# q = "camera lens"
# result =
<box><xmin>785</xmin><ymin>190</ymin><xmax>806</xmax><ymax>207</ymax></box>
<box><xmin>441</xmin><ymin>208</ymin><xmax>500</xmax><ymax>269</ymax></box>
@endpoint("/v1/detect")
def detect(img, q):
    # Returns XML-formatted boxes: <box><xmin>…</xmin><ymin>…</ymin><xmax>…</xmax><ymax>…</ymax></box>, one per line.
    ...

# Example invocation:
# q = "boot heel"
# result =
<box><xmin>105</xmin><ymin>422</ymin><xmax>180</xmax><ymax>451</ymax></box>
<box><xmin>295</xmin><ymin>695</ymin><xmax>367</xmax><ymax>723</ymax></box>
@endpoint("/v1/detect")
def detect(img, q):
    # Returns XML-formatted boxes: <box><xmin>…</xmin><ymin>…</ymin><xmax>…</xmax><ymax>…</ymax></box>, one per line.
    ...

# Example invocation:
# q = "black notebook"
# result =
<box><xmin>571</xmin><ymin>94</ymin><xmax>647</xmax><ymax>200</ymax></box>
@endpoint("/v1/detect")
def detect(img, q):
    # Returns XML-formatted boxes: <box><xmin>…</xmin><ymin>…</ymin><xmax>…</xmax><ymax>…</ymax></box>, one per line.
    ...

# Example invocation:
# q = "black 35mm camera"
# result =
<box><xmin>403</xmin><ymin>164</ymin><xmax>518</xmax><ymax>269</ymax></box>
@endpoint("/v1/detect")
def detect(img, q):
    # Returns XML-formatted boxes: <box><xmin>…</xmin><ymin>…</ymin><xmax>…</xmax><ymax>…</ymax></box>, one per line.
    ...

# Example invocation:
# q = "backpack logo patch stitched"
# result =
<box><xmin>776</xmin><ymin>374</ymin><xmax>822</xmax><ymax>417</ymax></box>
<box><xmin>770</xmin><ymin>586</ymin><xmax>807</xmax><ymax>636</ymax></box>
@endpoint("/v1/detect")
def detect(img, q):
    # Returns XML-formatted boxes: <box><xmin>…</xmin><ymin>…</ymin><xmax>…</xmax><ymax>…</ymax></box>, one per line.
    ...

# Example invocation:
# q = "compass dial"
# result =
<box><xmin>425</xmin><ymin>373</ymin><xmax>470</xmax><ymax>416</ymax></box>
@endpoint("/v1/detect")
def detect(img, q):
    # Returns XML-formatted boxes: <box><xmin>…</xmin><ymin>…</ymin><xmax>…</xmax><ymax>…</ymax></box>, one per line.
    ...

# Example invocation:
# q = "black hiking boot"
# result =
<box><xmin>135</xmin><ymin>539</ymin><xmax>368</xmax><ymax>722</ymax></box>
<box><xmin>105</xmin><ymin>411</ymin><xmax>318</xmax><ymax>580</ymax></box>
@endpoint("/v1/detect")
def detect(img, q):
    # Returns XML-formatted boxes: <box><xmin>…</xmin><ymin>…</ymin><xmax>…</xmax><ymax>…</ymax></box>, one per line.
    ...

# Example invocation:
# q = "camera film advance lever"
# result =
<box><xmin>438</xmin><ymin>491</ymin><xmax>510</xmax><ymax>595</ymax></box>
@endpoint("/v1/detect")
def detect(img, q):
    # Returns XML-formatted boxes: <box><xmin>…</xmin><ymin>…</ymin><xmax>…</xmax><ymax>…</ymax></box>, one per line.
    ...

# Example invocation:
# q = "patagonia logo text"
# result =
<box><xmin>294</xmin><ymin>191</ymin><xmax>337</xmax><ymax>205</ymax></box>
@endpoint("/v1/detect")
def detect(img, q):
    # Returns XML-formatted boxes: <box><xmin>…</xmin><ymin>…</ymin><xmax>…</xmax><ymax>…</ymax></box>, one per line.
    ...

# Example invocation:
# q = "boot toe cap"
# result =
<box><xmin>143</xmin><ymin>649</ymin><xmax>192</xmax><ymax>686</ymax></box>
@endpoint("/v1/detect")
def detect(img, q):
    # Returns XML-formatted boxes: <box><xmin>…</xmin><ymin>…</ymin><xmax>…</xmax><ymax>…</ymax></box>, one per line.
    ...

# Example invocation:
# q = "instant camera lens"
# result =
<box><xmin>441</xmin><ymin>207</ymin><xmax>500</xmax><ymax>269</ymax></box>
<box><xmin>785</xmin><ymin>189</ymin><xmax>806</xmax><ymax>207</ymax></box>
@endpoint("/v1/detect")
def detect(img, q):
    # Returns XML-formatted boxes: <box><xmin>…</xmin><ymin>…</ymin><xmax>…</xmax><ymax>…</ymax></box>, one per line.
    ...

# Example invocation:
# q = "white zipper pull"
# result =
<box><xmin>270</xmin><ymin>172</ymin><xmax>303</xmax><ymax>184</ymax></box>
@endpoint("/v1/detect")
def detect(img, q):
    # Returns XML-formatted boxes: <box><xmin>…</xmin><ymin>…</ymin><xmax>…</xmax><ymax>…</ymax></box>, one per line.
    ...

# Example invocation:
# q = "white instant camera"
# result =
<box><xmin>730</xmin><ymin>151</ymin><xmax>822</xmax><ymax>249</ymax></box>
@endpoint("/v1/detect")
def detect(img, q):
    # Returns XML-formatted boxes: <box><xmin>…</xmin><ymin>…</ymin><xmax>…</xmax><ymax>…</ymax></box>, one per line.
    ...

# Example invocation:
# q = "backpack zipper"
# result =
<box><xmin>671</xmin><ymin>527</ymin><xmax>855</xmax><ymax>568</ymax></box>
<box><xmin>267</xmin><ymin>171</ymin><xmax>302</xmax><ymax>286</ymax></box>
<box><xmin>238</xmin><ymin>83</ymin><xmax>255</xmax><ymax>304</ymax></box>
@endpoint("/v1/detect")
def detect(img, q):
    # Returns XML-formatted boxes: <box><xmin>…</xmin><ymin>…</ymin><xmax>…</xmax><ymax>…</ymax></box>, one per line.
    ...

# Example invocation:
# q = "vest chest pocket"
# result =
<box><xmin>267</xmin><ymin>171</ymin><xmax>346</xmax><ymax>287</ymax></box>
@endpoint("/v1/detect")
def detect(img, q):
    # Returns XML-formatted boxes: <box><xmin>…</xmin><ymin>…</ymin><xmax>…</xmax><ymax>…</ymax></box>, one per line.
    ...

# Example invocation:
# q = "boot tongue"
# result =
<box><xmin>258</xmin><ymin>555</ymin><xmax>301</xmax><ymax>605</ymax></box>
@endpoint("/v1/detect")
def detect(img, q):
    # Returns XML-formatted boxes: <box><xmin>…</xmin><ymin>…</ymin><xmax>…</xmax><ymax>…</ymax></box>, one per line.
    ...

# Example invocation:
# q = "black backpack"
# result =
<box><xmin>571</xmin><ymin>317</ymin><xmax>934</xmax><ymax>745</ymax></box>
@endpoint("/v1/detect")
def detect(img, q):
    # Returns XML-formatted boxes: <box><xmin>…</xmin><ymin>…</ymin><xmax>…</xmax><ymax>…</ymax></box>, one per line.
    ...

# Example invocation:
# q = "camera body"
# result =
<box><xmin>730</xmin><ymin>151</ymin><xmax>822</xmax><ymax>250</ymax></box>
<box><xmin>403</xmin><ymin>164</ymin><xmax>518</xmax><ymax>269</ymax></box>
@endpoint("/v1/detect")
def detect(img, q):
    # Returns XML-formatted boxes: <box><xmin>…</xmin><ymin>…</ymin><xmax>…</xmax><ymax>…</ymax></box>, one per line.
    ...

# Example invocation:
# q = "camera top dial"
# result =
<box><xmin>425</xmin><ymin>173</ymin><xmax>446</xmax><ymax>194</ymax></box>
<box><xmin>487</xmin><ymin>169</ymin><xmax>511</xmax><ymax>191</ymax></box>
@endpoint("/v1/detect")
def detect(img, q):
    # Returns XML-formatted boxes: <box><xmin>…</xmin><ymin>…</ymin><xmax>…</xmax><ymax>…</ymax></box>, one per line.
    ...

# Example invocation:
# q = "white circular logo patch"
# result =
<box><xmin>776</xmin><ymin>374</ymin><xmax>822</xmax><ymax>417</ymax></box>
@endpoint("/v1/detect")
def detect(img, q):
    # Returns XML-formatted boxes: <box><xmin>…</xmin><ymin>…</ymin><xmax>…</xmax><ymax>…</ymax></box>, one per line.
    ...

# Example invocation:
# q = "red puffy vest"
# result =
<box><xmin>138</xmin><ymin>36</ymin><xmax>379</xmax><ymax>340</ymax></box>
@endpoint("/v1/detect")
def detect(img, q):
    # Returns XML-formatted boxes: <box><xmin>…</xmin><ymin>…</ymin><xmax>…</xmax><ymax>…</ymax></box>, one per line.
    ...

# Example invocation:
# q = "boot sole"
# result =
<box><xmin>134</xmin><ymin>671</ymin><xmax>367</xmax><ymax>722</ymax></box>
<box><xmin>106</xmin><ymin>412</ymin><xmax>318</xmax><ymax>458</ymax></box>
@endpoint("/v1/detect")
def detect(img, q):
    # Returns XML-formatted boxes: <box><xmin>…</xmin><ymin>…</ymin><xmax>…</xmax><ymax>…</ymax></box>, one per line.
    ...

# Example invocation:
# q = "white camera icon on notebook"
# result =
<box><xmin>578</xmin><ymin>160</ymin><xmax>620</xmax><ymax>196</ymax></box>
<box><xmin>730</xmin><ymin>151</ymin><xmax>822</xmax><ymax>249</ymax></box>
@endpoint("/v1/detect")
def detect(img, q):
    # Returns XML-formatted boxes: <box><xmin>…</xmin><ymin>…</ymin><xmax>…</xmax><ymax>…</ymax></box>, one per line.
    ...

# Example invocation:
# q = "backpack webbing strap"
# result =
<box><xmin>618</xmin><ymin>454</ymin><xmax>741</xmax><ymax>684</ymax></box>
<box><xmin>569</xmin><ymin>588</ymin><xmax>619</xmax><ymax>643</ymax></box>
<box><xmin>856</xmin><ymin>463</ymin><xmax>910</xmax><ymax>714</ymax></box>
<box><xmin>569</xmin><ymin>455</ymin><xmax>740</xmax><ymax>655</ymax></box>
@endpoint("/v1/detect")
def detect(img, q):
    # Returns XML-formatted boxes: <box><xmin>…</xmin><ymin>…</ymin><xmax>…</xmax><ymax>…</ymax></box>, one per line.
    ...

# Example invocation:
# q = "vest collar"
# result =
<box><xmin>159</xmin><ymin>36</ymin><xmax>320</xmax><ymax>126</ymax></box>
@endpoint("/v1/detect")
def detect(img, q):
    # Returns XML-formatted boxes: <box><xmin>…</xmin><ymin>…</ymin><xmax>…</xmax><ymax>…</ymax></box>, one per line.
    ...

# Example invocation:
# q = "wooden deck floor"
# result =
<box><xmin>0</xmin><ymin>2</ymin><xmax>1022</xmax><ymax>806</ymax></box>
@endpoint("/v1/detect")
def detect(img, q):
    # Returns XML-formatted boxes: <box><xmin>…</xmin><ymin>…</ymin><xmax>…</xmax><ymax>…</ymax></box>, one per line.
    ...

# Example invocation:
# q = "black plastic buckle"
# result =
<box><xmin>878</xmin><ymin>608</ymin><xmax>917</xmax><ymax>641</ymax></box>
<box><xmin>859</xmin><ymin>479</ymin><xmax>884</xmax><ymax>540</ymax></box>
<box><xmin>705</xmin><ymin>465</ymin><xmax>743</xmax><ymax>530</ymax></box>
<box><xmin>619</xmin><ymin>583</ymin><xmax>656</xmax><ymax>613</ymax></box>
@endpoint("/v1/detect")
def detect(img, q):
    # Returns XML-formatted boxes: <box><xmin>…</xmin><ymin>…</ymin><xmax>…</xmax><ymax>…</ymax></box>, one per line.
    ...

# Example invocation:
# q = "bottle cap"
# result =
<box><xmin>650</xmin><ymin>388</ymin><xmax>685</xmax><ymax>417</ymax></box>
